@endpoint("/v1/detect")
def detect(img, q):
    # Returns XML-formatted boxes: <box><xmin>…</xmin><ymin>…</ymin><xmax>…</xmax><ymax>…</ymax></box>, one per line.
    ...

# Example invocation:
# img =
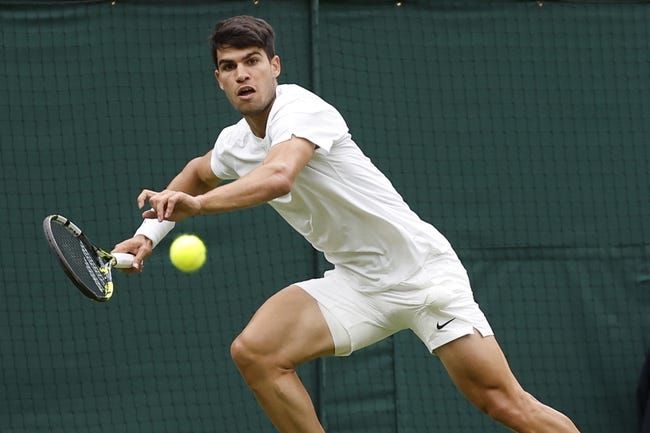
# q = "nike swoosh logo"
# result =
<box><xmin>436</xmin><ymin>317</ymin><xmax>456</xmax><ymax>330</ymax></box>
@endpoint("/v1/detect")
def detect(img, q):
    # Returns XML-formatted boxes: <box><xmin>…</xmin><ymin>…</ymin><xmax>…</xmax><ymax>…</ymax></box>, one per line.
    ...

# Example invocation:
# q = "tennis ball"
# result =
<box><xmin>169</xmin><ymin>234</ymin><xmax>206</xmax><ymax>272</ymax></box>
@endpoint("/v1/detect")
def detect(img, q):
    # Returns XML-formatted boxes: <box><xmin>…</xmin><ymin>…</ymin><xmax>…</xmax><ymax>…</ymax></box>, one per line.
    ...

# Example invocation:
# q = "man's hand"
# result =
<box><xmin>112</xmin><ymin>234</ymin><xmax>154</xmax><ymax>272</ymax></box>
<box><xmin>138</xmin><ymin>189</ymin><xmax>202</xmax><ymax>222</ymax></box>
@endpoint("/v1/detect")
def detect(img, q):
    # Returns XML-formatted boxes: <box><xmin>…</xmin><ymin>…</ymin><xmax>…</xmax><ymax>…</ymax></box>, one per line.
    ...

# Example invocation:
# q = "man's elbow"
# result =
<box><xmin>266</xmin><ymin>166</ymin><xmax>295</xmax><ymax>198</ymax></box>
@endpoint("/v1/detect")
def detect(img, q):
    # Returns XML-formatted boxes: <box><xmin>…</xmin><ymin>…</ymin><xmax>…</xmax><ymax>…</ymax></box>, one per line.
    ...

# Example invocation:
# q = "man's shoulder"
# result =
<box><xmin>218</xmin><ymin>118</ymin><xmax>250</xmax><ymax>140</ymax></box>
<box><xmin>213</xmin><ymin>119</ymin><xmax>256</xmax><ymax>153</ymax></box>
<box><xmin>273</xmin><ymin>84</ymin><xmax>335</xmax><ymax>116</ymax></box>
<box><xmin>276</xmin><ymin>83</ymin><xmax>313</xmax><ymax>98</ymax></box>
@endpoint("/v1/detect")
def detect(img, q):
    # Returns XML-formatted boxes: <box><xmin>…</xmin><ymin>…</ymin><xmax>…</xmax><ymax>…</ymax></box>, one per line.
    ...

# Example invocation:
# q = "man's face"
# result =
<box><xmin>214</xmin><ymin>46</ymin><xmax>281</xmax><ymax>117</ymax></box>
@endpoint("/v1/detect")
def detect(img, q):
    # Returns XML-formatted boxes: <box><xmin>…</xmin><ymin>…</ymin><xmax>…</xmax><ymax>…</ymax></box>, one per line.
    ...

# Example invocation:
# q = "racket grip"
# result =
<box><xmin>112</xmin><ymin>252</ymin><xmax>135</xmax><ymax>269</ymax></box>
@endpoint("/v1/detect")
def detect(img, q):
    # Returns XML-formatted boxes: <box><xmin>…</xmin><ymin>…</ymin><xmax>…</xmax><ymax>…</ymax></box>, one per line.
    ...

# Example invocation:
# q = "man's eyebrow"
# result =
<box><xmin>217</xmin><ymin>50</ymin><xmax>263</xmax><ymax>68</ymax></box>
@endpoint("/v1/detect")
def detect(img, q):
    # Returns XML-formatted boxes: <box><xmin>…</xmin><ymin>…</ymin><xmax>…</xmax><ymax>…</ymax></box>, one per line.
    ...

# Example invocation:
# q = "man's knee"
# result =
<box><xmin>231</xmin><ymin>332</ymin><xmax>266</xmax><ymax>371</ymax></box>
<box><xmin>230</xmin><ymin>332</ymin><xmax>287</xmax><ymax>378</ymax></box>
<box><xmin>230</xmin><ymin>334</ymin><xmax>250</xmax><ymax>368</ymax></box>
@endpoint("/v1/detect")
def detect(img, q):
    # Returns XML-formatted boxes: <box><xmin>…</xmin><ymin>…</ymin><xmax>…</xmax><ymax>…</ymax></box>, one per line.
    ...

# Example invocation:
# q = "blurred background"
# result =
<box><xmin>1</xmin><ymin>1</ymin><xmax>649</xmax><ymax>432</ymax></box>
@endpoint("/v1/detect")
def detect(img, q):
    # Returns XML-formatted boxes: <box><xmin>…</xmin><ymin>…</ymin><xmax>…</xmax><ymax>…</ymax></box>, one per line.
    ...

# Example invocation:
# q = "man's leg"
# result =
<box><xmin>230</xmin><ymin>285</ymin><xmax>335</xmax><ymax>433</ymax></box>
<box><xmin>436</xmin><ymin>332</ymin><xmax>580</xmax><ymax>433</ymax></box>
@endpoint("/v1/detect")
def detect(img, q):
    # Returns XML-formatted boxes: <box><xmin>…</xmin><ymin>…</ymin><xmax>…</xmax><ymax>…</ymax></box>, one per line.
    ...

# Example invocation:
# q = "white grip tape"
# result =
<box><xmin>112</xmin><ymin>252</ymin><xmax>135</xmax><ymax>269</ymax></box>
<box><xmin>134</xmin><ymin>219</ymin><xmax>175</xmax><ymax>249</ymax></box>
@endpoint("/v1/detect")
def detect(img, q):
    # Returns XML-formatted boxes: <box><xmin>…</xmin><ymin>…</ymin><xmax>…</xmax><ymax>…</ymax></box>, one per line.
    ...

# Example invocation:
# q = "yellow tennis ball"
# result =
<box><xmin>169</xmin><ymin>234</ymin><xmax>206</xmax><ymax>272</ymax></box>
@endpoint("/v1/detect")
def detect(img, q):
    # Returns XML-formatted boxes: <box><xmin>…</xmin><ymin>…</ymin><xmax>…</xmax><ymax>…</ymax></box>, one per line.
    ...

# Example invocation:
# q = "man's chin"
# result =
<box><xmin>237</xmin><ymin>99</ymin><xmax>274</xmax><ymax>118</ymax></box>
<box><xmin>237</xmin><ymin>107</ymin><xmax>262</xmax><ymax>117</ymax></box>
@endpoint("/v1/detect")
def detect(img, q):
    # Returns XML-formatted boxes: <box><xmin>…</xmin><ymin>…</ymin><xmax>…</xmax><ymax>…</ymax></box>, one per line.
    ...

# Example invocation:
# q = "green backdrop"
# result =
<box><xmin>1</xmin><ymin>1</ymin><xmax>649</xmax><ymax>432</ymax></box>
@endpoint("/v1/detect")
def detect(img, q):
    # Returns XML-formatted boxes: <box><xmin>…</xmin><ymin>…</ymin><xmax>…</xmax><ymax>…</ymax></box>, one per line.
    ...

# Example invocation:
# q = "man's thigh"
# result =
<box><xmin>239</xmin><ymin>285</ymin><xmax>336</xmax><ymax>364</ymax></box>
<box><xmin>435</xmin><ymin>332</ymin><xmax>523</xmax><ymax>406</ymax></box>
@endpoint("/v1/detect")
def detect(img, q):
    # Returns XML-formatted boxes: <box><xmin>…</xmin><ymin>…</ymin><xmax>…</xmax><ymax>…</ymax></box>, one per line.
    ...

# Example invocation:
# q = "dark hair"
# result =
<box><xmin>209</xmin><ymin>15</ymin><xmax>276</xmax><ymax>67</ymax></box>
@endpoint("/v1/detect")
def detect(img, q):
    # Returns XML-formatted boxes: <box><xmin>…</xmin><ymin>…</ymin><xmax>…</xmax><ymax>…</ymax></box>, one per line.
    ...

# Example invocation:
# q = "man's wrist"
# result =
<box><xmin>134</xmin><ymin>219</ymin><xmax>175</xmax><ymax>249</ymax></box>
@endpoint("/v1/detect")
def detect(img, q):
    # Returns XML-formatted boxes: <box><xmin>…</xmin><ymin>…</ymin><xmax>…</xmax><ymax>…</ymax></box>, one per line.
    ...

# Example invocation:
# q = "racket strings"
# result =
<box><xmin>49</xmin><ymin>221</ymin><xmax>112</xmax><ymax>296</ymax></box>
<box><xmin>80</xmin><ymin>242</ymin><xmax>111</xmax><ymax>291</ymax></box>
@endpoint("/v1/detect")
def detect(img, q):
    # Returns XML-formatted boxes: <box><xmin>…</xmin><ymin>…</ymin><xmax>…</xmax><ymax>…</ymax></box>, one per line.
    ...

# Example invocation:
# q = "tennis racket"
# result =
<box><xmin>43</xmin><ymin>214</ymin><xmax>134</xmax><ymax>302</ymax></box>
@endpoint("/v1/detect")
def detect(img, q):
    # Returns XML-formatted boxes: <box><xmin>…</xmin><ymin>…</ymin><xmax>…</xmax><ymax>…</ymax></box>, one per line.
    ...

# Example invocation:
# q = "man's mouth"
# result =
<box><xmin>237</xmin><ymin>86</ymin><xmax>255</xmax><ymax>97</ymax></box>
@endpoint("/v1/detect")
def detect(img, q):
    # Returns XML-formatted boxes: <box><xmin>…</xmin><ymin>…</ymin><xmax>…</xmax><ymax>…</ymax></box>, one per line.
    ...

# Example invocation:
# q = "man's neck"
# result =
<box><xmin>244</xmin><ymin>89</ymin><xmax>277</xmax><ymax>138</ymax></box>
<box><xmin>244</xmin><ymin>113</ymin><xmax>268</xmax><ymax>138</ymax></box>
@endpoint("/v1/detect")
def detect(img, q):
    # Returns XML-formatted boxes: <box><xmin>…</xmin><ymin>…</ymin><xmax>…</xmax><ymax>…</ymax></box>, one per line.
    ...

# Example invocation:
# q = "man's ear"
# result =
<box><xmin>271</xmin><ymin>55</ymin><xmax>281</xmax><ymax>79</ymax></box>
<box><xmin>214</xmin><ymin>69</ymin><xmax>224</xmax><ymax>90</ymax></box>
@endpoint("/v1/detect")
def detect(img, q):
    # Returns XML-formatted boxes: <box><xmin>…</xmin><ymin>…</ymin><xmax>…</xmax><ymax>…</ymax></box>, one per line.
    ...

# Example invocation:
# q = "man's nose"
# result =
<box><xmin>235</xmin><ymin>65</ymin><xmax>249</xmax><ymax>82</ymax></box>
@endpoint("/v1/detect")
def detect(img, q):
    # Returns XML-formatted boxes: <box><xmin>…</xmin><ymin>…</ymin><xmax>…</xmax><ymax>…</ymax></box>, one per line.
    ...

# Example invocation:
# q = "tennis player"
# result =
<box><xmin>113</xmin><ymin>15</ymin><xmax>581</xmax><ymax>433</ymax></box>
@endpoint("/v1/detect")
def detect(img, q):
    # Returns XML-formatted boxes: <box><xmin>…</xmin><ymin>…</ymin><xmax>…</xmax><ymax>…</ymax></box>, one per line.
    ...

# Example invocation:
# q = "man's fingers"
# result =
<box><xmin>155</xmin><ymin>200</ymin><xmax>166</xmax><ymax>222</ymax></box>
<box><xmin>137</xmin><ymin>189</ymin><xmax>157</xmax><ymax>209</ymax></box>
<box><xmin>164</xmin><ymin>195</ymin><xmax>177</xmax><ymax>219</ymax></box>
<box><xmin>132</xmin><ymin>249</ymin><xmax>149</xmax><ymax>271</ymax></box>
<box><xmin>147</xmin><ymin>190</ymin><xmax>170</xmax><ymax>222</ymax></box>
<box><xmin>142</xmin><ymin>208</ymin><xmax>157</xmax><ymax>219</ymax></box>
<box><xmin>138</xmin><ymin>189</ymin><xmax>191</xmax><ymax>222</ymax></box>
<box><xmin>111</xmin><ymin>238</ymin><xmax>151</xmax><ymax>273</ymax></box>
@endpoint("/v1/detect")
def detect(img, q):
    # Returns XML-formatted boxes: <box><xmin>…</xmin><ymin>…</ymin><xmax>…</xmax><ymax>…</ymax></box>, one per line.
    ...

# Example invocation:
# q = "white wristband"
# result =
<box><xmin>134</xmin><ymin>219</ymin><xmax>175</xmax><ymax>249</ymax></box>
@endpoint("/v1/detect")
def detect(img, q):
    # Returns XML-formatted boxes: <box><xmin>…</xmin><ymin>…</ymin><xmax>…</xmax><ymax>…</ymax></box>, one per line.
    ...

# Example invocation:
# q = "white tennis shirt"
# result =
<box><xmin>211</xmin><ymin>84</ymin><xmax>453</xmax><ymax>288</ymax></box>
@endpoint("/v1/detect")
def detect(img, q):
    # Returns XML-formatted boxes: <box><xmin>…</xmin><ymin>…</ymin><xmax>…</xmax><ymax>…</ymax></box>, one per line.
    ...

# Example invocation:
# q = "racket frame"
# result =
<box><xmin>43</xmin><ymin>214</ymin><xmax>131</xmax><ymax>302</ymax></box>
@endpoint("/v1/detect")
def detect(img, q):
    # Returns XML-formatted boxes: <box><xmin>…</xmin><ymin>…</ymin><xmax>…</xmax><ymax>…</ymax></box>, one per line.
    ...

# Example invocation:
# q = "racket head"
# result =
<box><xmin>42</xmin><ymin>214</ymin><xmax>115</xmax><ymax>302</ymax></box>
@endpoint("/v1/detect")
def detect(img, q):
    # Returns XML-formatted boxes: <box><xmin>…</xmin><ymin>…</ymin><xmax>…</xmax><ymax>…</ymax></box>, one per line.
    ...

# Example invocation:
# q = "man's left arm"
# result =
<box><xmin>198</xmin><ymin>135</ymin><xmax>315</xmax><ymax>213</ymax></box>
<box><xmin>145</xmin><ymin>136</ymin><xmax>316</xmax><ymax>222</ymax></box>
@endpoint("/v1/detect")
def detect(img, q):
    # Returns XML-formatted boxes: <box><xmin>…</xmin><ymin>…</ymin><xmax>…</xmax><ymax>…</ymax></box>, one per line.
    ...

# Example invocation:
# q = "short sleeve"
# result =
<box><xmin>210</xmin><ymin>123</ymin><xmax>242</xmax><ymax>180</ymax></box>
<box><xmin>267</xmin><ymin>96</ymin><xmax>349</xmax><ymax>154</ymax></box>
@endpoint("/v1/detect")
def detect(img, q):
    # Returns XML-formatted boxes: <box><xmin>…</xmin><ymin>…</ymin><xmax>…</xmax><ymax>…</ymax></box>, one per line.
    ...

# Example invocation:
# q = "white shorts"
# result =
<box><xmin>296</xmin><ymin>251</ymin><xmax>493</xmax><ymax>356</ymax></box>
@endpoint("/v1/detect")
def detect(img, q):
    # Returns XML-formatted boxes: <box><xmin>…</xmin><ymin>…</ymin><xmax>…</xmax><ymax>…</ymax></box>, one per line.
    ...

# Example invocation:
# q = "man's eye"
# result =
<box><xmin>248</xmin><ymin>58</ymin><xmax>259</xmax><ymax>65</ymax></box>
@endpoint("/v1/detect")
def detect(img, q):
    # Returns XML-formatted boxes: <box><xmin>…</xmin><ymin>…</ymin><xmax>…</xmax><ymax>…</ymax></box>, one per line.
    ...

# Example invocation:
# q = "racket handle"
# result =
<box><xmin>112</xmin><ymin>252</ymin><xmax>135</xmax><ymax>269</ymax></box>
